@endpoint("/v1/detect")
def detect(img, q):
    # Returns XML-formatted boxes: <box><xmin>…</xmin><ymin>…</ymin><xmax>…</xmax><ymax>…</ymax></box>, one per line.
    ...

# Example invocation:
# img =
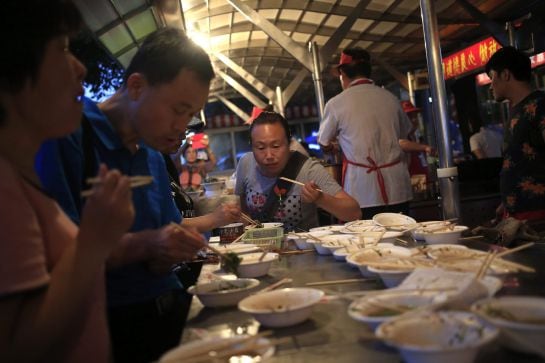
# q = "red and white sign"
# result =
<box><xmin>443</xmin><ymin>36</ymin><xmax>502</xmax><ymax>80</ymax></box>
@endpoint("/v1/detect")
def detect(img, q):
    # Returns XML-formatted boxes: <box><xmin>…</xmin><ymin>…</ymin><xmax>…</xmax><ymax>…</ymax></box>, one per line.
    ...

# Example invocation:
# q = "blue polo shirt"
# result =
<box><xmin>36</xmin><ymin>97</ymin><xmax>182</xmax><ymax>307</ymax></box>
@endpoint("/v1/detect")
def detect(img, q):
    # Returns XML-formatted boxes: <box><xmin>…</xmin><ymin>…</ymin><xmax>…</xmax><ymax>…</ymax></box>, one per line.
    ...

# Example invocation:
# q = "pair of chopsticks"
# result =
<box><xmin>81</xmin><ymin>175</ymin><xmax>153</xmax><ymax>197</ymax></box>
<box><xmin>240</xmin><ymin>212</ymin><xmax>259</xmax><ymax>226</ymax></box>
<box><xmin>279</xmin><ymin>177</ymin><xmax>323</xmax><ymax>192</ymax></box>
<box><xmin>258</xmin><ymin>278</ymin><xmax>293</xmax><ymax>293</ymax></box>
<box><xmin>476</xmin><ymin>250</ymin><xmax>498</xmax><ymax>280</ymax></box>
<box><xmin>475</xmin><ymin>242</ymin><xmax>535</xmax><ymax>279</ymax></box>
<box><xmin>496</xmin><ymin>242</ymin><xmax>535</xmax><ymax>258</ymax></box>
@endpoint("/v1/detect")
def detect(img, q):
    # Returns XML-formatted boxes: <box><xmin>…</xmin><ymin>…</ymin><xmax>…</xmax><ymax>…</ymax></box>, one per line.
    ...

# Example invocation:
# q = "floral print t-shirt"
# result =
<box><xmin>500</xmin><ymin>90</ymin><xmax>545</xmax><ymax>217</ymax></box>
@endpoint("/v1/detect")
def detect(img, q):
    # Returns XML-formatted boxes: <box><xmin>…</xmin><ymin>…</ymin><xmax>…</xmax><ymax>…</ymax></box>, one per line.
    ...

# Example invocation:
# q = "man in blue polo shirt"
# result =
<box><xmin>36</xmin><ymin>28</ymin><xmax>213</xmax><ymax>363</ymax></box>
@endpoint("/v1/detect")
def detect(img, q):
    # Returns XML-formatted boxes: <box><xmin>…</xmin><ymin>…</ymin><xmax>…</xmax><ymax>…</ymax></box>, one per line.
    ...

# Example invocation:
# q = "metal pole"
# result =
<box><xmin>419</xmin><ymin>0</ymin><xmax>460</xmax><ymax>220</ymax></box>
<box><xmin>275</xmin><ymin>86</ymin><xmax>285</xmax><ymax>116</ymax></box>
<box><xmin>506</xmin><ymin>22</ymin><xmax>516</xmax><ymax>47</ymax></box>
<box><xmin>200</xmin><ymin>109</ymin><xmax>206</xmax><ymax>126</ymax></box>
<box><xmin>407</xmin><ymin>71</ymin><xmax>415</xmax><ymax>105</ymax></box>
<box><xmin>309</xmin><ymin>41</ymin><xmax>325</xmax><ymax>120</ymax></box>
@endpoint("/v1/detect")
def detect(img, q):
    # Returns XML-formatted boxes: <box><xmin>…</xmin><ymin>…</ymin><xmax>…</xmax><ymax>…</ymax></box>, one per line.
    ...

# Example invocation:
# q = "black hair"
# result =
<box><xmin>485</xmin><ymin>46</ymin><xmax>531</xmax><ymax>82</ymax></box>
<box><xmin>124</xmin><ymin>27</ymin><xmax>214</xmax><ymax>86</ymax></box>
<box><xmin>338</xmin><ymin>47</ymin><xmax>372</xmax><ymax>79</ymax></box>
<box><xmin>0</xmin><ymin>0</ymin><xmax>83</xmax><ymax>125</ymax></box>
<box><xmin>249</xmin><ymin>111</ymin><xmax>291</xmax><ymax>143</ymax></box>
<box><xmin>180</xmin><ymin>141</ymin><xmax>193</xmax><ymax>157</ymax></box>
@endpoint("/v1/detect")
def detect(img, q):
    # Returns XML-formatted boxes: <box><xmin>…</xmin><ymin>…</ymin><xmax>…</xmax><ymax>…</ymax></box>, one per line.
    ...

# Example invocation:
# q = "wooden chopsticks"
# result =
<box><xmin>496</xmin><ymin>242</ymin><xmax>535</xmax><ymax>258</ymax></box>
<box><xmin>81</xmin><ymin>175</ymin><xmax>153</xmax><ymax>197</ymax></box>
<box><xmin>240</xmin><ymin>212</ymin><xmax>259</xmax><ymax>226</ymax></box>
<box><xmin>306</xmin><ymin>278</ymin><xmax>376</xmax><ymax>287</ymax></box>
<box><xmin>279</xmin><ymin>177</ymin><xmax>323</xmax><ymax>192</ymax></box>
<box><xmin>476</xmin><ymin>250</ymin><xmax>498</xmax><ymax>280</ymax></box>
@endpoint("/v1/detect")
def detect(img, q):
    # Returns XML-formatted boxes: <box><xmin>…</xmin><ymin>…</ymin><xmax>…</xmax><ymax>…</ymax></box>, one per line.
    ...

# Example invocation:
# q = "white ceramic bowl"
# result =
<box><xmin>236</xmin><ymin>253</ymin><xmax>279</xmax><ymax>278</ymax></box>
<box><xmin>340</xmin><ymin>224</ymin><xmax>386</xmax><ymax>234</ymax></box>
<box><xmin>421</xmin><ymin>225</ymin><xmax>469</xmax><ymax>245</ymax></box>
<box><xmin>313</xmin><ymin>243</ymin><xmax>332</xmax><ymax>255</ymax></box>
<box><xmin>380</xmin><ymin>231</ymin><xmax>405</xmax><ymax>243</ymax></box>
<box><xmin>373</xmin><ymin>213</ymin><xmax>416</xmax><ymax>228</ymax></box>
<box><xmin>238</xmin><ymin>288</ymin><xmax>324</xmax><ymax>328</ymax></box>
<box><xmin>367</xmin><ymin>265</ymin><xmax>413</xmax><ymax>288</ymax></box>
<box><xmin>159</xmin><ymin>334</ymin><xmax>275</xmax><ymax>362</ymax></box>
<box><xmin>427</xmin><ymin>247</ymin><xmax>515</xmax><ymax>275</ymax></box>
<box><xmin>411</xmin><ymin>221</ymin><xmax>443</xmax><ymax>240</ymax></box>
<box><xmin>376</xmin><ymin>311</ymin><xmax>499</xmax><ymax>363</ymax></box>
<box><xmin>187</xmin><ymin>278</ymin><xmax>260</xmax><ymax>307</ymax></box>
<box><xmin>334</xmin><ymin>243</ymin><xmax>395</xmax><ymax>262</ymax></box>
<box><xmin>306</xmin><ymin>230</ymin><xmax>336</xmax><ymax>251</ymax></box>
<box><xmin>332</xmin><ymin>246</ymin><xmax>355</xmax><ymax>261</ymax></box>
<box><xmin>185</xmin><ymin>190</ymin><xmax>202</xmax><ymax>201</ymax></box>
<box><xmin>321</xmin><ymin>235</ymin><xmax>360</xmax><ymax>255</ymax></box>
<box><xmin>397</xmin><ymin>267</ymin><xmax>503</xmax><ymax>310</ymax></box>
<box><xmin>348</xmin><ymin>290</ymin><xmax>448</xmax><ymax>330</ymax></box>
<box><xmin>262</xmin><ymin>222</ymin><xmax>283</xmax><ymax>228</ymax></box>
<box><xmin>286</xmin><ymin>230</ymin><xmax>332</xmax><ymax>250</ymax></box>
<box><xmin>209</xmin><ymin>242</ymin><xmax>260</xmax><ymax>254</ymax></box>
<box><xmin>471</xmin><ymin>296</ymin><xmax>545</xmax><ymax>356</ymax></box>
<box><xmin>202</xmin><ymin>180</ymin><xmax>225</xmax><ymax>192</ymax></box>
<box><xmin>346</xmin><ymin>246</ymin><xmax>412</xmax><ymax>277</ymax></box>
<box><xmin>308</xmin><ymin>225</ymin><xmax>345</xmax><ymax>233</ymax></box>
<box><xmin>286</xmin><ymin>233</ymin><xmax>312</xmax><ymax>250</ymax></box>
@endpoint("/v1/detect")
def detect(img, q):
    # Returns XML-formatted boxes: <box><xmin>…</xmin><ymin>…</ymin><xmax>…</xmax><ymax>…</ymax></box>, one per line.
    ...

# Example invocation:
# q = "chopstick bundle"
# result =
<box><xmin>81</xmin><ymin>175</ymin><xmax>153</xmax><ymax>197</ymax></box>
<box><xmin>279</xmin><ymin>177</ymin><xmax>323</xmax><ymax>192</ymax></box>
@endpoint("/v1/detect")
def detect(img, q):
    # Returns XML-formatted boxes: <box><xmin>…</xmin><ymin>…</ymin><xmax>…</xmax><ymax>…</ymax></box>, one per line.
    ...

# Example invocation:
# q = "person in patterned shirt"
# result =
<box><xmin>235</xmin><ymin>111</ymin><xmax>361</xmax><ymax>230</ymax></box>
<box><xmin>486</xmin><ymin>46</ymin><xmax>545</xmax><ymax>224</ymax></box>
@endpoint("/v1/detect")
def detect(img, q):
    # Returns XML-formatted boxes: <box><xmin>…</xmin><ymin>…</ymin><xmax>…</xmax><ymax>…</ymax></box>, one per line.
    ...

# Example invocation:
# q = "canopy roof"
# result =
<box><xmin>73</xmin><ymin>0</ymin><xmax>542</xmax><ymax>108</ymax></box>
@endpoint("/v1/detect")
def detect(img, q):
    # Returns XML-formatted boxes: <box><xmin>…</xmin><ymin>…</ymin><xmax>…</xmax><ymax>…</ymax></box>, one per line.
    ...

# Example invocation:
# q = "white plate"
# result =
<box><xmin>159</xmin><ymin>335</ymin><xmax>275</xmax><ymax>362</ymax></box>
<box><xmin>373</xmin><ymin>213</ymin><xmax>416</xmax><ymax>228</ymax></box>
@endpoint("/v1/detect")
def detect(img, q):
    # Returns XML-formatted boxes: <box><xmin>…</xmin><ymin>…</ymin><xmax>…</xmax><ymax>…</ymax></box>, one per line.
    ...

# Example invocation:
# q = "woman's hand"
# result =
<box><xmin>301</xmin><ymin>181</ymin><xmax>323</xmax><ymax>204</ymax></box>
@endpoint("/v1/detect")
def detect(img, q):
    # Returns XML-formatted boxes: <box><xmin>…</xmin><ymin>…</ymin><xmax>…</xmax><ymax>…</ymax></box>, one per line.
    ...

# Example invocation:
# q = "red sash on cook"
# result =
<box><xmin>341</xmin><ymin>78</ymin><xmax>400</xmax><ymax>205</ymax></box>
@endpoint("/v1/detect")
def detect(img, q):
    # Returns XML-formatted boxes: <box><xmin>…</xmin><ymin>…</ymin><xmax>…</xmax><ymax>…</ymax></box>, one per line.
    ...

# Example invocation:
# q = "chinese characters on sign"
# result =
<box><xmin>442</xmin><ymin>37</ymin><xmax>502</xmax><ymax>80</ymax></box>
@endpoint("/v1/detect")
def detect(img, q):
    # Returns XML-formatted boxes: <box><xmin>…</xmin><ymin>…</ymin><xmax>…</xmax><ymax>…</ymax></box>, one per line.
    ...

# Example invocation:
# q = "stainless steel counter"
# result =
<box><xmin>182</xmin><ymin>240</ymin><xmax>545</xmax><ymax>363</ymax></box>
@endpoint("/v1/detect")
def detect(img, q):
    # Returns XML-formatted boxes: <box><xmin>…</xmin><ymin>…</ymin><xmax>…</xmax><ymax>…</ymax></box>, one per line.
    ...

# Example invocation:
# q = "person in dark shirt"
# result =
<box><xmin>486</xmin><ymin>46</ymin><xmax>545</xmax><ymax>224</ymax></box>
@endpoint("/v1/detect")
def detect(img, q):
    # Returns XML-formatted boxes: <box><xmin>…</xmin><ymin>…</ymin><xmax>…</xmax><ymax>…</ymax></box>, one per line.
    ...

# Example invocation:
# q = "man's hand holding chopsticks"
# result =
<box><xmin>147</xmin><ymin>224</ymin><xmax>205</xmax><ymax>275</ymax></box>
